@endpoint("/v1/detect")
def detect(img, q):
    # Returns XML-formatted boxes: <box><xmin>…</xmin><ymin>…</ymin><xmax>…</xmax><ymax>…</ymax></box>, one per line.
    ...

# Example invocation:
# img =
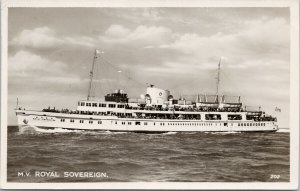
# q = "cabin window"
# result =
<box><xmin>128</xmin><ymin>122</ymin><xmax>132</xmax><ymax>125</ymax></box>
<box><xmin>89</xmin><ymin>121</ymin><xmax>93</xmax><ymax>124</ymax></box>
<box><xmin>205</xmin><ymin>114</ymin><xmax>221</xmax><ymax>120</ymax></box>
<box><xmin>81</xmin><ymin>102</ymin><xmax>85</xmax><ymax>106</ymax></box>
<box><xmin>228</xmin><ymin>114</ymin><xmax>242</xmax><ymax>120</ymax></box>
<box><xmin>99</xmin><ymin>103</ymin><xmax>106</xmax><ymax>107</ymax></box>
<box><xmin>78</xmin><ymin>102</ymin><xmax>80</xmax><ymax>106</ymax></box>
<box><xmin>92</xmin><ymin>103</ymin><xmax>97</xmax><ymax>107</ymax></box>
<box><xmin>109</xmin><ymin>104</ymin><xmax>116</xmax><ymax>108</ymax></box>
<box><xmin>136</xmin><ymin>121</ymin><xmax>141</xmax><ymax>125</ymax></box>
<box><xmin>117</xmin><ymin>105</ymin><xmax>125</xmax><ymax>108</ymax></box>
<box><xmin>60</xmin><ymin>119</ymin><xmax>65</xmax><ymax>122</ymax></box>
<box><xmin>115</xmin><ymin>121</ymin><xmax>117</xmax><ymax>124</ymax></box>
<box><xmin>98</xmin><ymin>121</ymin><xmax>102</xmax><ymax>124</ymax></box>
<box><xmin>70</xmin><ymin>119</ymin><xmax>74</xmax><ymax>123</ymax></box>
<box><xmin>144</xmin><ymin>122</ymin><xmax>148</xmax><ymax>125</ymax></box>
<box><xmin>80</xmin><ymin>120</ymin><xmax>84</xmax><ymax>123</ymax></box>
<box><xmin>86</xmin><ymin>103</ymin><xmax>91</xmax><ymax>107</ymax></box>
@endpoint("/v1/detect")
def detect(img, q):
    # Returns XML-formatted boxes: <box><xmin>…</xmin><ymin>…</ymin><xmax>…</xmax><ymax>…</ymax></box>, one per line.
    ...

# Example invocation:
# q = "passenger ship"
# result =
<box><xmin>15</xmin><ymin>50</ymin><xmax>278</xmax><ymax>132</ymax></box>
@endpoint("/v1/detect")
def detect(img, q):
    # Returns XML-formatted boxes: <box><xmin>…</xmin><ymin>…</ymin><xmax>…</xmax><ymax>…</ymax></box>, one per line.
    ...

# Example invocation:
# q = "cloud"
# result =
<box><xmin>11</xmin><ymin>27</ymin><xmax>63</xmax><ymax>48</ymax></box>
<box><xmin>104</xmin><ymin>24</ymin><xmax>131</xmax><ymax>38</ymax></box>
<box><xmin>100</xmin><ymin>8</ymin><xmax>164</xmax><ymax>24</ymax></box>
<box><xmin>99</xmin><ymin>24</ymin><xmax>173</xmax><ymax>45</ymax></box>
<box><xmin>10</xmin><ymin>26</ymin><xmax>96</xmax><ymax>49</ymax></box>
<box><xmin>158</xmin><ymin>17</ymin><xmax>289</xmax><ymax>70</ymax></box>
<box><xmin>8</xmin><ymin>50</ymin><xmax>66</xmax><ymax>76</ymax></box>
<box><xmin>8</xmin><ymin>50</ymin><xmax>87</xmax><ymax>98</ymax></box>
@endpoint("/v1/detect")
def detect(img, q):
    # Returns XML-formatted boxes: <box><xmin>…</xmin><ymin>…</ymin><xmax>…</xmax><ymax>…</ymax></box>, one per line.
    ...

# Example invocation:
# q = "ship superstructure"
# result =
<box><xmin>15</xmin><ymin>50</ymin><xmax>278</xmax><ymax>132</ymax></box>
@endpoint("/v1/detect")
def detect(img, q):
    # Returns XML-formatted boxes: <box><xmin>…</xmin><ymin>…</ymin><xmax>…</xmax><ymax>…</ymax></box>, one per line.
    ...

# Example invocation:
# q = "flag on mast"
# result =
<box><xmin>95</xmin><ymin>49</ymin><xmax>104</xmax><ymax>54</ymax></box>
<box><xmin>275</xmin><ymin>107</ymin><xmax>281</xmax><ymax>112</ymax></box>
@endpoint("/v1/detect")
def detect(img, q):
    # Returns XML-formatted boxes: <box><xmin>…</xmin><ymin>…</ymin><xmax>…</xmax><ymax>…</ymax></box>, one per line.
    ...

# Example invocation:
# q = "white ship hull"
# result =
<box><xmin>15</xmin><ymin>110</ymin><xmax>279</xmax><ymax>132</ymax></box>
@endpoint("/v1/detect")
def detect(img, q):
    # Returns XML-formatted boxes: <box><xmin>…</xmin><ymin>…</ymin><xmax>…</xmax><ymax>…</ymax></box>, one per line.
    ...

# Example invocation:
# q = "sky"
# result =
<box><xmin>7</xmin><ymin>8</ymin><xmax>290</xmax><ymax>127</ymax></box>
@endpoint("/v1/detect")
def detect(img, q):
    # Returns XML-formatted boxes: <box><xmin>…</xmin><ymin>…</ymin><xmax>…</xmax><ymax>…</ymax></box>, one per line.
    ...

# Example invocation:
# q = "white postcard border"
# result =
<box><xmin>1</xmin><ymin>0</ymin><xmax>299</xmax><ymax>189</ymax></box>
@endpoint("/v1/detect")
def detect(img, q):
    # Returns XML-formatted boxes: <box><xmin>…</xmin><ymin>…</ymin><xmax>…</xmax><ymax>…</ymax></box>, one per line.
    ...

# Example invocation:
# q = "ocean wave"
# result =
<box><xmin>162</xmin><ymin>132</ymin><xmax>178</xmax><ymax>135</ymax></box>
<box><xmin>104</xmin><ymin>131</ymin><xmax>129</xmax><ymax>134</ymax></box>
<box><xmin>277</xmin><ymin>128</ymin><xmax>290</xmax><ymax>133</ymax></box>
<box><xmin>18</xmin><ymin>126</ymin><xmax>134</xmax><ymax>135</ymax></box>
<box><xmin>204</xmin><ymin>131</ymin><xmax>241</xmax><ymax>135</ymax></box>
<box><xmin>19</xmin><ymin>126</ymin><xmax>84</xmax><ymax>134</ymax></box>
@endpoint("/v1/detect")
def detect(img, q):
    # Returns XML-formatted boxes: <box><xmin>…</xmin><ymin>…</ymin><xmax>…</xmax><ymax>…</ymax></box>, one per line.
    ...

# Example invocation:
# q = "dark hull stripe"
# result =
<box><xmin>27</xmin><ymin>126</ymin><xmax>278</xmax><ymax>133</ymax></box>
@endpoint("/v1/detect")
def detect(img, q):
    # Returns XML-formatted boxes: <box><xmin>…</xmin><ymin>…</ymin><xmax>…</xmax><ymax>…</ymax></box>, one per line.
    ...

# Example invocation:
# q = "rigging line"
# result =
<box><xmin>220</xmin><ymin>70</ymin><xmax>243</xmax><ymax>97</ymax></box>
<box><xmin>101</xmin><ymin>59</ymin><xmax>144</xmax><ymax>87</ymax></box>
<box><xmin>100</xmin><ymin>56</ymin><xmax>146</xmax><ymax>87</ymax></box>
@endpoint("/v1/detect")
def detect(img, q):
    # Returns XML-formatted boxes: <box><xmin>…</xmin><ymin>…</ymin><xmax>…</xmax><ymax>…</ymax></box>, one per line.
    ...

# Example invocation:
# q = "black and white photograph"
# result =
<box><xmin>1</xmin><ymin>0</ymin><xmax>299</xmax><ymax>189</ymax></box>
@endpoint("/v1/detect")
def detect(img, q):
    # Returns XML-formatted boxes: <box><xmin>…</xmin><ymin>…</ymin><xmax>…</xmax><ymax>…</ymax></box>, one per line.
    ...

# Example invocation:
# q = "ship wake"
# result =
<box><xmin>18</xmin><ymin>125</ymin><xmax>84</xmax><ymax>134</ymax></box>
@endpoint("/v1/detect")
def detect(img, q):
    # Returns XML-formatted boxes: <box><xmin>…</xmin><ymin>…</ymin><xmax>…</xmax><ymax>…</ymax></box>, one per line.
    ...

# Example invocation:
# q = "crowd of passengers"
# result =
<box><xmin>40</xmin><ymin>106</ymin><xmax>276</xmax><ymax>122</ymax></box>
<box><xmin>42</xmin><ymin>105</ymin><xmax>244</xmax><ymax>113</ymax></box>
<box><xmin>125</xmin><ymin>105</ymin><xmax>244</xmax><ymax>112</ymax></box>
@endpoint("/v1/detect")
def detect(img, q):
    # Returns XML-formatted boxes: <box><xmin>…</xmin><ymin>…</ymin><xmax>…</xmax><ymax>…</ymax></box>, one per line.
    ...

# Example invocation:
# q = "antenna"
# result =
<box><xmin>216</xmin><ymin>58</ymin><xmax>221</xmax><ymax>96</ymax></box>
<box><xmin>87</xmin><ymin>49</ymin><xmax>101</xmax><ymax>101</ymax></box>
<box><xmin>16</xmin><ymin>97</ymin><xmax>19</xmax><ymax>109</ymax></box>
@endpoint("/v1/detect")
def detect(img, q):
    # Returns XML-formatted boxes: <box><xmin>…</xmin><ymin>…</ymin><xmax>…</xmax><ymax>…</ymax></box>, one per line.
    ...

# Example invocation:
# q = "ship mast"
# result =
<box><xmin>216</xmin><ymin>58</ymin><xmax>221</xmax><ymax>102</ymax></box>
<box><xmin>87</xmin><ymin>49</ymin><xmax>100</xmax><ymax>101</ymax></box>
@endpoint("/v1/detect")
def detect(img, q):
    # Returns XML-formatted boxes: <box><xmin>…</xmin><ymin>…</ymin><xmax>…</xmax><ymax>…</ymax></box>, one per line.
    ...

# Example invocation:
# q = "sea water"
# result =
<box><xmin>7</xmin><ymin>126</ymin><xmax>290</xmax><ymax>182</ymax></box>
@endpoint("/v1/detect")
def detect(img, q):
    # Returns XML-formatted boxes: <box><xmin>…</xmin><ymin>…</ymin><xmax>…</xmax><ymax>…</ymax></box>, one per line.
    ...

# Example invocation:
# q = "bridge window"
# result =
<box><xmin>117</xmin><ymin>105</ymin><xmax>125</xmax><ymax>108</ymax></box>
<box><xmin>228</xmin><ymin>114</ymin><xmax>242</xmax><ymax>120</ymax></box>
<box><xmin>81</xmin><ymin>102</ymin><xmax>85</xmax><ymax>106</ymax></box>
<box><xmin>205</xmin><ymin>114</ymin><xmax>221</xmax><ymax>120</ymax></box>
<box><xmin>135</xmin><ymin>121</ymin><xmax>141</xmax><ymax>125</ymax></box>
<box><xmin>92</xmin><ymin>103</ymin><xmax>97</xmax><ymax>107</ymax></box>
<box><xmin>86</xmin><ymin>103</ymin><xmax>91</xmax><ymax>107</ymax></box>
